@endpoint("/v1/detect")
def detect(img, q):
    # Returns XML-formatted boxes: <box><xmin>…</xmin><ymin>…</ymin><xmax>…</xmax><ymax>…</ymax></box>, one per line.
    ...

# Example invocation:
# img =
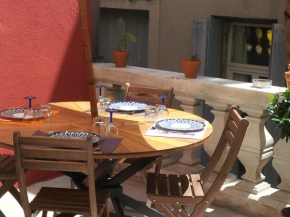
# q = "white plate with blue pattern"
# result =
<box><xmin>0</xmin><ymin>108</ymin><xmax>45</xmax><ymax>119</ymax></box>
<box><xmin>109</xmin><ymin>101</ymin><xmax>148</xmax><ymax>112</ymax></box>
<box><xmin>47</xmin><ymin>131</ymin><xmax>101</xmax><ymax>144</ymax></box>
<box><xmin>156</xmin><ymin>119</ymin><xmax>205</xmax><ymax>132</ymax></box>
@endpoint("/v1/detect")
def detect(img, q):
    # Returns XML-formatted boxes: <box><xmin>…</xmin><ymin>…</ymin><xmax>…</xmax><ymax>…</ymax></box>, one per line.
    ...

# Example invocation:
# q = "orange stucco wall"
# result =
<box><xmin>1</xmin><ymin>0</ymin><xmax>92</xmax><ymax>185</ymax></box>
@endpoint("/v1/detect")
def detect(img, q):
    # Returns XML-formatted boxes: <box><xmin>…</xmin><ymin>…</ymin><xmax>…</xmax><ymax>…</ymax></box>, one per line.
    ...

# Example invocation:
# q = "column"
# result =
<box><xmin>235</xmin><ymin>107</ymin><xmax>274</xmax><ymax>194</ymax></box>
<box><xmin>203</xmin><ymin>100</ymin><xmax>231</xmax><ymax>173</ymax></box>
<box><xmin>271</xmin><ymin>139</ymin><xmax>290</xmax><ymax>203</ymax></box>
<box><xmin>104</xmin><ymin>84</ymin><xmax>122</xmax><ymax>102</ymax></box>
<box><xmin>175</xmin><ymin>93</ymin><xmax>204</xmax><ymax>173</ymax></box>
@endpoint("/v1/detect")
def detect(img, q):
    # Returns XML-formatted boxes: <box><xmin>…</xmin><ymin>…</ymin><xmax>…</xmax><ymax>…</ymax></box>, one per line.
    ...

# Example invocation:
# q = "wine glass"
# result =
<box><xmin>96</xmin><ymin>85</ymin><xmax>103</xmax><ymax>101</ymax></box>
<box><xmin>105</xmin><ymin>109</ymin><xmax>118</xmax><ymax>136</ymax></box>
<box><xmin>144</xmin><ymin>105</ymin><xmax>157</xmax><ymax>124</ymax></box>
<box><xmin>96</xmin><ymin>85</ymin><xmax>104</xmax><ymax>114</ymax></box>
<box><xmin>157</xmin><ymin>94</ymin><xmax>169</xmax><ymax>119</ymax></box>
<box><xmin>23</xmin><ymin>108</ymin><xmax>38</xmax><ymax>124</ymax></box>
<box><xmin>24</xmin><ymin>96</ymin><xmax>36</xmax><ymax>108</ymax></box>
<box><xmin>99</xmin><ymin>98</ymin><xmax>111</xmax><ymax>116</ymax></box>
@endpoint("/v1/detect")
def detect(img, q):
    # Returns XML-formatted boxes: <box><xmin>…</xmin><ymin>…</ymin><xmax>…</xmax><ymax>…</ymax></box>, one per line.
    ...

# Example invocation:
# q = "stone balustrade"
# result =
<box><xmin>93</xmin><ymin>63</ymin><xmax>289</xmax><ymax>217</ymax></box>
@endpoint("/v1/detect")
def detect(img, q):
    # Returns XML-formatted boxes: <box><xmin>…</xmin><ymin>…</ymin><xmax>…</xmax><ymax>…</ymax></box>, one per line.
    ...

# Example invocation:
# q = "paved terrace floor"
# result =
<box><xmin>0</xmin><ymin>165</ymin><xmax>253</xmax><ymax>217</ymax></box>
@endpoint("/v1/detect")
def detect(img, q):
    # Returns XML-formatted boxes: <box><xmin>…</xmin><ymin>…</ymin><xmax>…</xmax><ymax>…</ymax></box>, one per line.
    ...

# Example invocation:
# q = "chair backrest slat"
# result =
<box><xmin>224</xmin><ymin>130</ymin><xmax>234</xmax><ymax>146</ymax></box>
<box><xmin>227</xmin><ymin>120</ymin><xmax>238</xmax><ymax>135</ymax></box>
<box><xmin>231</xmin><ymin>109</ymin><xmax>241</xmax><ymax>125</ymax></box>
<box><xmin>124</xmin><ymin>85</ymin><xmax>173</xmax><ymax>108</ymax></box>
<box><xmin>19</xmin><ymin>136</ymin><xmax>86</xmax><ymax>148</ymax></box>
<box><xmin>21</xmin><ymin>159</ymin><xmax>88</xmax><ymax>173</ymax></box>
<box><xmin>20</xmin><ymin>147</ymin><xmax>87</xmax><ymax>161</ymax></box>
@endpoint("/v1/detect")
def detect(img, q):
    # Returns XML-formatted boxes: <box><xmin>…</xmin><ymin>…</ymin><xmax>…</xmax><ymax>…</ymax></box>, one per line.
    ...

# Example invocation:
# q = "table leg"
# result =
<box><xmin>60</xmin><ymin>156</ymin><xmax>164</xmax><ymax>216</ymax></box>
<box><xmin>119</xmin><ymin>194</ymin><xmax>164</xmax><ymax>217</ymax></box>
<box><xmin>111</xmin><ymin>197</ymin><xmax>126</xmax><ymax>217</ymax></box>
<box><xmin>101</xmin><ymin>156</ymin><xmax>165</xmax><ymax>217</ymax></box>
<box><xmin>104</xmin><ymin>156</ymin><xmax>158</xmax><ymax>188</ymax></box>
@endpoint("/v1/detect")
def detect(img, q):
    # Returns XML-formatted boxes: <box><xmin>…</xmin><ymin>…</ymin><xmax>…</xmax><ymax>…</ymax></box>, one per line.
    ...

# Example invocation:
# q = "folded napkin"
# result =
<box><xmin>145</xmin><ymin>121</ymin><xmax>208</xmax><ymax>139</ymax></box>
<box><xmin>32</xmin><ymin>130</ymin><xmax>47</xmax><ymax>136</ymax></box>
<box><xmin>99</xmin><ymin>137</ymin><xmax>123</xmax><ymax>153</ymax></box>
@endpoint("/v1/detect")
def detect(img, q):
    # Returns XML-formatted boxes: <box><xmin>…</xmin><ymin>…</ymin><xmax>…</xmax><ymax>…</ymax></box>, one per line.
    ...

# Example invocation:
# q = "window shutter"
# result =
<box><xmin>206</xmin><ymin>19</ymin><xmax>224</xmax><ymax>78</ymax></box>
<box><xmin>192</xmin><ymin>19</ymin><xmax>208</xmax><ymax>76</ymax></box>
<box><xmin>269</xmin><ymin>24</ymin><xmax>287</xmax><ymax>87</ymax></box>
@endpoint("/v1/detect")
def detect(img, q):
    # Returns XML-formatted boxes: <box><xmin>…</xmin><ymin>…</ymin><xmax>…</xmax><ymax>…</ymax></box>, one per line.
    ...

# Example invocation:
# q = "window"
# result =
<box><xmin>226</xmin><ymin>23</ymin><xmax>272</xmax><ymax>82</ymax></box>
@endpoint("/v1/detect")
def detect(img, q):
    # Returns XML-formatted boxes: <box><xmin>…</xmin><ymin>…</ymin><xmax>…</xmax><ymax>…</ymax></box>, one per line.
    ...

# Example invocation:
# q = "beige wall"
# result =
<box><xmin>99</xmin><ymin>0</ymin><xmax>285</xmax><ymax>72</ymax></box>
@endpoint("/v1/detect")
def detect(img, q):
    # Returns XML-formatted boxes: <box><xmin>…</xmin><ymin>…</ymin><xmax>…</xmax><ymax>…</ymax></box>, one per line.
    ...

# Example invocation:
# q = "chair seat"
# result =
<box><xmin>146</xmin><ymin>172</ymin><xmax>204</xmax><ymax>205</ymax></box>
<box><xmin>30</xmin><ymin>187</ymin><xmax>109</xmax><ymax>215</ymax></box>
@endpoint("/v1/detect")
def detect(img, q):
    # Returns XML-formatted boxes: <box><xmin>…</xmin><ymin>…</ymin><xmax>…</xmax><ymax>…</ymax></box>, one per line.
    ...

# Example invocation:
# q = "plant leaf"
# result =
<box><xmin>117</xmin><ymin>18</ymin><xmax>125</xmax><ymax>35</ymax></box>
<box><xmin>268</xmin><ymin>94</ymin><xmax>274</xmax><ymax>100</ymax></box>
<box><xmin>117</xmin><ymin>34</ymin><xmax>126</xmax><ymax>51</ymax></box>
<box><xmin>125</xmin><ymin>33</ymin><xmax>137</xmax><ymax>42</ymax></box>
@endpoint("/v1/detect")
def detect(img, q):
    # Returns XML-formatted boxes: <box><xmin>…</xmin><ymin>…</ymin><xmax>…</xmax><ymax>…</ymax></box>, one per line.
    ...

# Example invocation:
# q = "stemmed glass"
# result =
<box><xmin>105</xmin><ymin>109</ymin><xmax>118</xmax><ymax>136</ymax></box>
<box><xmin>24</xmin><ymin>96</ymin><xmax>36</xmax><ymax>108</ymax></box>
<box><xmin>99</xmin><ymin>98</ymin><xmax>111</xmax><ymax>117</ymax></box>
<box><xmin>23</xmin><ymin>108</ymin><xmax>38</xmax><ymax>124</ymax></box>
<box><xmin>157</xmin><ymin>94</ymin><xmax>169</xmax><ymax>119</ymax></box>
<box><xmin>96</xmin><ymin>85</ymin><xmax>103</xmax><ymax>114</ymax></box>
<box><xmin>23</xmin><ymin>96</ymin><xmax>37</xmax><ymax>124</ymax></box>
<box><xmin>96</xmin><ymin>85</ymin><xmax>103</xmax><ymax>101</ymax></box>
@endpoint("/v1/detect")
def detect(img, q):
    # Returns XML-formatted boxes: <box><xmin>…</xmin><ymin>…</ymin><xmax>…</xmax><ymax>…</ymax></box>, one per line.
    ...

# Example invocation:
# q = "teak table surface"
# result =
<box><xmin>0</xmin><ymin>101</ymin><xmax>213</xmax><ymax>159</ymax></box>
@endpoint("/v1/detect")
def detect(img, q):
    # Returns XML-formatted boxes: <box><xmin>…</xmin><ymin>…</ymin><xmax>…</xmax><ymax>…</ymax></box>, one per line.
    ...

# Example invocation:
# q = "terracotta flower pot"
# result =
<box><xmin>113</xmin><ymin>51</ymin><xmax>130</xmax><ymax>68</ymax></box>
<box><xmin>181</xmin><ymin>59</ymin><xmax>201</xmax><ymax>79</ymax></box>
<box><xmin>285</xmin><ymin>71</ymin><xmax>290</xmax><ymax>89</ymax></box>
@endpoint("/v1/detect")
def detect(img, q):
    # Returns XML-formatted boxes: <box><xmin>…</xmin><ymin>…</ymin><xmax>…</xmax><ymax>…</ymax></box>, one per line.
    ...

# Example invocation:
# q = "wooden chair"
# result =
<box><xmin>13</xmin><ymin>131</ymin><xmax>109</xmax><ymax>217</ymax></box>
<box><xmin>0</xmin><ymin>154</ymin><xmax>22</xmax><ymax>216</ymax></box>
<box><xmin>146</xmin><ymin>106</ymin><xmax>249</xmax><ymax>217</ymax></box>
<box><xmin>124</xmin><ymin>84</ymin><xmax>173</xmax><ymax>108</ymax></box>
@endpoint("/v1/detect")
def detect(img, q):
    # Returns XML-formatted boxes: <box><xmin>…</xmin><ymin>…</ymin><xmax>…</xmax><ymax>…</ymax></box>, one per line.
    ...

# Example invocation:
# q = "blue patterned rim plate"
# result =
<box><xmin>156</xmin><ymin>119</ymin><xmax>205</xmax><ymax>132</ymax></box>
<box><xmin>47</xmin><ymin>131</ymin><xmax>101</xmax><ymax>144</ymax></box>
<box><xmin>109</xmin><ymin>101</ymin><xmax>148</xmax><ymax>112</ymax></box>
<box><xmin>0</xmin><ymin>108</ymin><xmax>45</xmax><ymax>119</ymax></box>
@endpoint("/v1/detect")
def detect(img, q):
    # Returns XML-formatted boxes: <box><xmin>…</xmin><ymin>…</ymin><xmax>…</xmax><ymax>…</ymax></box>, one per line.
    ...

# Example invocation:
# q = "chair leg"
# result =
<box><xmin>143</xmin><ymin>199</ymin><xmax>152</xmax><ymax>217</ymax></box>
<box><xmin>191</xmin><ymin>202</ymin><xmax>209</xmax><ymax>217</ymax></box>
<box><xmin>140</xmin><ymin>170</ymin><xmax>147</xmax><ymax>183</ymax></box>
<box><xmin>111</xmin><ymin>197</ymin><xmax>125</xmax><ymax>217</ymax></box>
<box><xmin>0</xmin><ymin>210</ymin><xmax>6</xmax><ymax>217</ymax></box>
<box><xmin>154</xmin><ymin>202</ymin><xmax>175</xmax><ymax>217</ymax></box>
<box><xmin>42</xmin><ymin>211</ymin><xmax>48</xmax><ymax>217</ymax></box>
<box><xmin>0</xmin><ymin>180</ymin><xmax>17</xmax><ymax>199</ymax></box>
<box><xmin>8</xmin><ymin>186</ymin><xmax>22</xmax><ymax>206</ymax></box>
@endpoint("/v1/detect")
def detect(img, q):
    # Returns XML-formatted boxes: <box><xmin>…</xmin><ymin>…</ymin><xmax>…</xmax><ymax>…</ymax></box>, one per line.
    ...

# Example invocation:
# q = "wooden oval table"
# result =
<box><xmin>0</xmin><ymin>101</ymin><xmax>212</xmax><ymax>158</ymax></box>
<box><xmin>0</xmin><ymin>101</ymin><xmax>212</xmax><ymax>217</ymax></box>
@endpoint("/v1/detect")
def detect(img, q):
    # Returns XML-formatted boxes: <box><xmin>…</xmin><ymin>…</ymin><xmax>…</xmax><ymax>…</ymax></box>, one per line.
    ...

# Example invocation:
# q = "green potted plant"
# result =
<box><xmin>113</xmin><ymin>18</ymin><xmax>137</xmax><ymax>68</ymax></box>
<box><xmin>181</xmin><ymin>54</ymin><xmax>201</xmax><ymax>79</ymax></box>
<box><xmin>265</xmin><ymin>89</ymin><xmax>290</xmax><ymax>142</ymax></box>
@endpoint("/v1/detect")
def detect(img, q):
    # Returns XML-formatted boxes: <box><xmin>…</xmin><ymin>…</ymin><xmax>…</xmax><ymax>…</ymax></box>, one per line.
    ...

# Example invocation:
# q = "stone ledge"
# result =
<box><xmin>93</xmin><ymin>63</ymin><xmax>284</xmax><ymax>110</ymax></box>
<box><xmin>205</xmin><ymin>178</ymin><xmax>287</xmax><ymax>217</ymax></box>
